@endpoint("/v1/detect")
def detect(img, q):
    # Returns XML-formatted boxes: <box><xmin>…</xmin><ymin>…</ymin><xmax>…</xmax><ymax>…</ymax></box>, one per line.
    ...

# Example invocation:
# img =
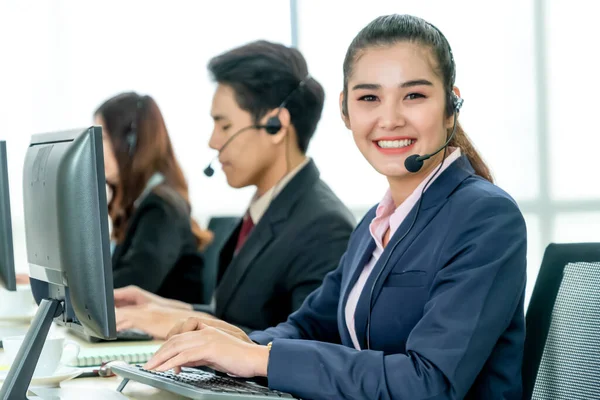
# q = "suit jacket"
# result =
<box><xmin>112</xmin><ymin>184</ymin><xmax>204</xmax><ymax>304</ymax></box>
<box><xmin>251</xmin><ymin>155</ymin><xmax>527</xmax><ymax>400</ymax></box>
<box><xmin>198</xmin><ymin>160</ymin><xmax>355</xmax><ymax>332</ymax></box>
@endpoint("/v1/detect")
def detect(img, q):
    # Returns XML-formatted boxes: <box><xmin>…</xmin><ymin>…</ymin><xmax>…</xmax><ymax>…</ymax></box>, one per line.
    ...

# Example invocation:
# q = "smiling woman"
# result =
<box><xmin>340</xmin><ymin>27</ymin><xmax>492</xmax><ymax>206</ymax></box>
<box><xmin>143</xmin><ymin>14</ymin><xmax>527</xmax><ymax>400</ymax></box>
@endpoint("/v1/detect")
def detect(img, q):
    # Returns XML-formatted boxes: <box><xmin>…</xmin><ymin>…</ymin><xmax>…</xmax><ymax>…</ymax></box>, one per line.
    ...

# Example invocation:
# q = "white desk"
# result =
<box><xmin>0</xmin><ymin>324</ymin><xmax>188</xmax><ymax>399</ymax></box>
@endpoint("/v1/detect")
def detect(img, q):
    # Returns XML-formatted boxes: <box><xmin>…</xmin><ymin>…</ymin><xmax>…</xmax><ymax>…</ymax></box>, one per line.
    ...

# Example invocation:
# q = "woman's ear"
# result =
<box><xmin>339</xmin><ymin>91</ymin><xmax>351</xmax><ymax>129</ymax></box>
<box><xmin>453</xmin><ymin>86</ymin><xmax>461</xmax><ymax>101</ymax></box>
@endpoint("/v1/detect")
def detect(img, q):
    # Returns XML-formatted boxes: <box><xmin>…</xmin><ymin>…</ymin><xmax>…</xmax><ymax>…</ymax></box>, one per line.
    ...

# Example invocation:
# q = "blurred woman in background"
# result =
<box><xmin>94</xmin><ymin>92</ymin><xmax>212</xmax><ymax>304</ymax></box>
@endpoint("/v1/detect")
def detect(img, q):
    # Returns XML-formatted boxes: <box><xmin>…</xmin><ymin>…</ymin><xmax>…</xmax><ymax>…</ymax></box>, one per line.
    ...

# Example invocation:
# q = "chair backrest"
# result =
<box><xmin>200</xmin><ymin>216</ymin><xmax>240</xmax><ymax>304</ymax></box>
<box><xmin>523</xmin><ymin>242</ymin><xmax>600</xmax><ymax>400</ymax></box>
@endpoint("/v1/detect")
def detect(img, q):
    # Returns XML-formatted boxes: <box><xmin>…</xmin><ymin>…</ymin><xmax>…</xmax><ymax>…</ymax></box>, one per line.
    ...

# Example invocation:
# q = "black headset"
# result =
<box><xmin>366</xmin><ymin>22</ymin><xmax>463</xmax><ymax>350</ymax></box>
<box><xmin>403</xmin><ymin>22</ymin><xmax>464</xmax><ymax>174</ymax></box>
<box><xmin>263</xmin><ymin>74</ymin><xmax>312</xmax><ymax>135</ymax></box>
<box><xmin>125</xmin><ymin>96</ymin><xmax>146</xmax><ymax>157</ymax></box>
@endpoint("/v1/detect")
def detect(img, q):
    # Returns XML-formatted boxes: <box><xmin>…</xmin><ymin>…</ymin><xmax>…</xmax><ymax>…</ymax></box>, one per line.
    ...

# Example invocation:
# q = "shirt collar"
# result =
<box><xmin>133</xmin><ymin>172</ymin><xmax>165</xmax><ymax>208</ymax></box>
<box><xmin>371</xmin><ymin>147</ymin><xmax>463</xmax><ymax>241</ymax></box>
<box><xmin>248</xmin><ymin>157</ymin><xmax>311</xmax><ymax>224</ymax></box>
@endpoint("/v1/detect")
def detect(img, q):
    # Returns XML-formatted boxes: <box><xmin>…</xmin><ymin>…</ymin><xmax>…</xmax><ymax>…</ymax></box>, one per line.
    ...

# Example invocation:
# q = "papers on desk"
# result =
<box><xmin>67</xmin><ymin>344</ymin><xmax>161</xmax><ymax>367</ymax></box>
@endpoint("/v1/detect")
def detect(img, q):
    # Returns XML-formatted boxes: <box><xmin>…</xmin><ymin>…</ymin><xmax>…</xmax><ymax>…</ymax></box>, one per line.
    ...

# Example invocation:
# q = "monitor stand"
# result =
<box><xmin>0</xmin><ymin>299</ymin><xmax>127</xmax><ymax>400</ymax></box>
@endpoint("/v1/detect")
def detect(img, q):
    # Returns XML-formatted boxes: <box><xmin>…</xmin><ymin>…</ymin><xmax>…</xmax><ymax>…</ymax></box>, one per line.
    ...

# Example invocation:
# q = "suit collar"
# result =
<box><xmin>215</xmin><ymin>160</ymin><xmax>321</xmax><ymax>316</ymax></box>
<box><xmin>248</xmin><ymin>157</ymin><xmax>311</xmax><ymax>224</ymax></box>
<box><xmin>261</xmin><ymin>159</ymin><xmax>320</xmax><ymax>224</ymax></box>
<box><xmin>420</xmin><ymin>155</ymin><xmax>474</xmax><ymax>210</ymax></box>
<box><xmin>133</xmin><ymin>172</ymin><xmax>165</xmax><ymax>208</ymax></box>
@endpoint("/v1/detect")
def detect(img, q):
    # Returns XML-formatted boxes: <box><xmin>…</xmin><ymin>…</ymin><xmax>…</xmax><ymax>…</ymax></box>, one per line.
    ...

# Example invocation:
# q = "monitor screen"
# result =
<box><xmin>23</xmin><ymin>127</ymin><xmax>115</xmax><ymax>339</ymax></box>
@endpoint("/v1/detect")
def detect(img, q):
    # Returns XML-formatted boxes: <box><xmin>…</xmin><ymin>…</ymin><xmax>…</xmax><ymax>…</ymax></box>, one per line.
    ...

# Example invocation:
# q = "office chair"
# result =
<box><xmin>522</xmin><ymin>242</ymin><xmax>600</xmax><ymax>400</ymax></box>
<box><xmin>201</xmin><ymin>216</ymin><xmax>239</xmax><ymax>304</ymax></box>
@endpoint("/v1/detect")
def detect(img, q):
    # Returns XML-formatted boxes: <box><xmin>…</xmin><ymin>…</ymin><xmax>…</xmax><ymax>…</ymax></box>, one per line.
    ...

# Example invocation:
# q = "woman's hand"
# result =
<box><xmin>114</xmin><ymin>285</ymin><xmax>193</xmax><ymax>310</ymax></box>
<box><xmin>115</xmin><ymin>303</ymin><xmax>198</xmax><ymax>339</ymax></box>
<box><xmin>15</xmin><ymin>274</ymin><xmax>30</xmax><ymax>285</ymax></box>
<box><xmin>144</xmin><ymin>323</ymin><xmax>269</xmax><ymax>378</ymax></box>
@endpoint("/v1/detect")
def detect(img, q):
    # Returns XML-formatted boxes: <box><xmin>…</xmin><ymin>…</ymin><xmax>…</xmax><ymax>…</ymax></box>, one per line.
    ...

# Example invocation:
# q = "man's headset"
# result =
<box><xmin>204</xmin><ymin>75</ymin><xmax>311</xmax><ymax>177</ymax></box>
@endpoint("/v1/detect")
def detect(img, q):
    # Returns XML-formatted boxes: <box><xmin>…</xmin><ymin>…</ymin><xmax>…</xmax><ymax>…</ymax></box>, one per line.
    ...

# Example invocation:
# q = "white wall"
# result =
<box><xmin>0</xmin><ymin>0</ymin><xmax>291</xmax><ymax>272</ymax></box>
<box><xmin>1</xmin><ymin>0</ymin><xmax>599</xmax><ymax>306</ymax></box>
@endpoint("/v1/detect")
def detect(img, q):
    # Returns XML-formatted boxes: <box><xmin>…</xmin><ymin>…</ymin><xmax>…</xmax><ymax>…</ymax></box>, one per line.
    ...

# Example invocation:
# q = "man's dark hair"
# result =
<box><xmin>208</xmin><ymin>40</ymin><xmax>325</xmax><ymax>153</ymax></box>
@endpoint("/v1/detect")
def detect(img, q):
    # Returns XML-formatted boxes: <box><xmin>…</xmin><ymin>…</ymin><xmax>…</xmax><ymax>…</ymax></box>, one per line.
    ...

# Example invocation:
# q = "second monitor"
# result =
<box><xmin>0</xmin><ymin>127</ymin><xmax>118</xmax><ymax>399</ymax></box>
<box><xmin>0</xmin><ymin>141</ymin><xmax>16</xmax><ymax>292</ymax></box>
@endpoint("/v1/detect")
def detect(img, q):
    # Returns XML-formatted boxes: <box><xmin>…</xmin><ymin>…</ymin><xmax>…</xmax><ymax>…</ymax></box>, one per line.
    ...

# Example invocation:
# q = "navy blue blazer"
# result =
<box><xmin>250</xmin><ymin>155</ymin><xmax>527</xmax><ymax>400</ymax></box>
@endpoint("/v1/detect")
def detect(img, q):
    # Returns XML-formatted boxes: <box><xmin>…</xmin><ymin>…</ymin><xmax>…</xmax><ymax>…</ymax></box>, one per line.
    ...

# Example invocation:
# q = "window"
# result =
<box><xmin>547</xmin><ymin>0</ymin><xmax>600</xmax><ymax>201</ymax></box>
<box><xmin>298</xmin><ymin>0</ymin><xmax>538</xmax><ymax>210</ymax></box>
<box><xmin>554</xmin><ymin>213</ymin><xmax>600</xmax><ymax>244</ymax></box>
<box><xmin>524</xmin><ymin>214</ymin><xmax>542</xmax><ymax>308</ymax></box>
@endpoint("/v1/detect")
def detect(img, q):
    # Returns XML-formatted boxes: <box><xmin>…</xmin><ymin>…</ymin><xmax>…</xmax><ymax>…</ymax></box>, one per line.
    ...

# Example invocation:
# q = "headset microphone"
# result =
<box><xmin>203</xmin><ymin>125</ymin><xmax>260</xmax><ymax>177</ymax></box>
<box><xmin>203</xmin><ymin>164</ymin><xmax>215</xmax><ymax>178</ymax></box>
<box><xmin>404</xmin><ymin>121</ymin><xmax>455</xmax><ymax>173</ymax></box>
<box><xmin>404</xmin><ymin>95</ymin><xmax>463</xmax><ymax>173</ymax></box>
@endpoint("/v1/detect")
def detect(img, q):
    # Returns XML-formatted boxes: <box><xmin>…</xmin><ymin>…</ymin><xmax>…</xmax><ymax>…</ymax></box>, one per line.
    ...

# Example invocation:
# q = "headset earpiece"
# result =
<box><xmin>126</xmin><ymin>131</ymin><xmax>137</xmax><ymax>156</ymax></box>
<box><xmin>260</xmin><ymin>75</ymin><xmax>311</xmax><ymax>135</ymax></box>
<box><xmin>452</xmin><ymin>92</ymin><xmax>464</xmax><ymax>112</ymax></box>
<box><xmin>264</xmin><ymin>116</ymin><xmax>282</xmax><ymax>135</ymax></box>
<box><xmin>446</xmin><ymin>91</ymin><xmax>464</xmax><ymax>116</ymax></box>
<box><xmin>126</xmin><ymin>96</ymin><xmax>146</xmax><ymax>156</ymax></box>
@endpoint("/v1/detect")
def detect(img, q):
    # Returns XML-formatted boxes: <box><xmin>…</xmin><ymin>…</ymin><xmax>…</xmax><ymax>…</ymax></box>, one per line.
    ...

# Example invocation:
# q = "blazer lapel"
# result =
<box><xmin>215</xmin><ymin>217</ymin><xmax>274</xmax><ymax>315</ymax></box>
<box><xmin>215</xmin><ymin>160</ymin><xmax>321</xmax><ymax>316</ymax></box>
<box><xmin>217</xmin><ymin>221</ymin><xmax>242</xmax><ymax>285</ymax></box>
<box><xmin>338</xmin><ymin>227</ymin><xmax>376</xmax><ymax>345</ymax></box>
<box><xmin>353</xmin><ymin>155</ymin><xmax>475</xmax><ymax>349</ymax></box>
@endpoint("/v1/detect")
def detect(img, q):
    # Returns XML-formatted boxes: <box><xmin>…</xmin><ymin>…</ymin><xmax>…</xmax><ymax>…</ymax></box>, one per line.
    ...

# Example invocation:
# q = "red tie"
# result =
<box><xmin>235</xmin><ymin>213</ymin><xmax>254</xmax><ymax>252</ymax></box>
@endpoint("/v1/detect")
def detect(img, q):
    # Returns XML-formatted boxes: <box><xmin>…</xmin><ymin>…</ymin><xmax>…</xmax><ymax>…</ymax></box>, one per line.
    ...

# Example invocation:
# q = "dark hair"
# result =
<box><xmin>342</xmin><ymin>14</ymin><xmax>493</xmax><ymax>183</ymax></box>
<box><xmin>94</xmin><ymin>92</ymin><xmax>212</xmax><ymax>249</ymax></box>
<box><xmin>207</xmin><ymin>40</ymin><xmax>325</xmax><ymax>153</ymax></box>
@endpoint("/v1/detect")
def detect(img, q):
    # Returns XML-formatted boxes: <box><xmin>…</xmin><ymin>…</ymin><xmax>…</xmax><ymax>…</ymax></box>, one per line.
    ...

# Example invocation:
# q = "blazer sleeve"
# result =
<box><xmin>250</xmin><ymin>252</ymin><xmax>346</xmax><ymax>345</ymax></box>
<box><xmin>112</xmin><ymin>204</ymin><xmax>183</xmax><ymax>293</ymax></box>
<box><xmin>264</xmin><ymin>195</ymin><xmax>527</xmax><ymax>400</ymax></box>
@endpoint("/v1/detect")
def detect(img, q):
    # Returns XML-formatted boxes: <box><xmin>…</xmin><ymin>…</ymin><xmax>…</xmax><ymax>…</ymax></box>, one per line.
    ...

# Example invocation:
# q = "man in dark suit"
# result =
<box><xmin>114</xmin><ymin>40</ymin><xmax>355</xmax><ymax>338</ymax></box>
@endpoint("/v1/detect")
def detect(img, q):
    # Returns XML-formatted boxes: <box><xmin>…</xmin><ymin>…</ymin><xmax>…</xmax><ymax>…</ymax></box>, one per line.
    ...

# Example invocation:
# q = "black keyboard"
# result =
<box><xmin>69</xmin><ymin>327</ymin><xmax>154</xmax><ymax>343</ymax></box>
<box><xmin>115</xmin><ymin>328</ymin><xmax>153</xmax><ymax>341</ymax></box>
<box><xmin>131</xmin><ymin>364</ymin><xmax>290</xmax><ymax>397</ymax></box>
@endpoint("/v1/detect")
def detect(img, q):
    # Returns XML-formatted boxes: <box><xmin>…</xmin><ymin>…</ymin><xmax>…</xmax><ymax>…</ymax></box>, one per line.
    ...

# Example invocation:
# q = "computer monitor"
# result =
<box><xmin>0</xmin><ymin>141</ymin><xmax>16</xmax><ymax>291</ymax></box>
<box><xmin>0</xmin><ymin>127</ymin><xmax>117</xmax><ymax>399</ymax></box>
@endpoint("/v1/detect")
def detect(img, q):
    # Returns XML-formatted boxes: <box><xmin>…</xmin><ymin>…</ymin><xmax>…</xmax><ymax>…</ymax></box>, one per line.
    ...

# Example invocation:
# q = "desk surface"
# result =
<box><xmin>0</xmin><ymin>323</ymin><xmax>188</xmax><ymax>399</ymax></box>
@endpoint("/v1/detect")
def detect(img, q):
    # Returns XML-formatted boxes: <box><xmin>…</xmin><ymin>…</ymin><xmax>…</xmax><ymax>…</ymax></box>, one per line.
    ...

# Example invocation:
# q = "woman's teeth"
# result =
<box><xmin>377</xmin><ymin>139</ymin><xmax>415</xmax><ymax>148</ymax></box>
